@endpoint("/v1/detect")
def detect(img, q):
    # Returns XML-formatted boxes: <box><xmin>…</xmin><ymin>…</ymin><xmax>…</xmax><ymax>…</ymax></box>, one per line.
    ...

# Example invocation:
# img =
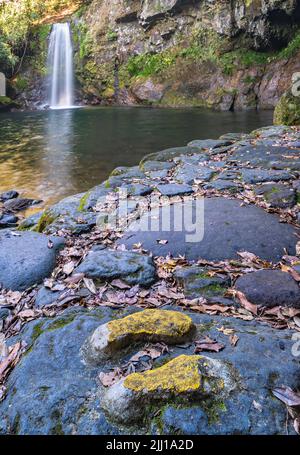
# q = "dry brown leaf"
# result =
<box><xmin>229</xmin><ymin>334</ymin><xmax>239</xmax><ymax>347</ymax></box>
<box><xmin>63</xmin><ymin>261</ymin><xmax>75</xmax><ymax>275</ymax></box>
<box><xmin>194</xmin><ymin>336</ymin><xmax>225</xmax><ymax>353</ymax></box>
<box><xmin>235</xmin><ymin>290</ymin><xmax>258</xmax><ymax>315</ymax></box>
<box><xmin>272</xmin><ymin>386</ymin><xmax>300</xmax><ymax>407</ymax></box>
<box><xmin>83</xmin><ymin>278</ymin><xmax>97</xmax><ymax>295</ymax></box>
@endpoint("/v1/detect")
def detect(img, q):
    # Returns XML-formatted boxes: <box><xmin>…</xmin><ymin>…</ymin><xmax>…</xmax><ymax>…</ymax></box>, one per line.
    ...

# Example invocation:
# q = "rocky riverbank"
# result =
<box><xmin>0</xmin><ymin>124</ymin><xmax>300</xmax><ymax>434</ymax></box>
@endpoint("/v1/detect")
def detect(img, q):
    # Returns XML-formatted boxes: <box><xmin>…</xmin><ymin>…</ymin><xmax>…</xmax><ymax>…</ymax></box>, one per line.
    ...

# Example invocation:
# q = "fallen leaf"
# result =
<box><xmin>194</xmin><ymin>336</ymin><xmax>225</xmax><ymax>353</ymax></box>
<box><xmin>252</xmin><ymin>400</ymin><xmax>263</xmax><ymax>413</ymax></box>
<box><xmin>235</xmin><ymin>290</ymin><xmax>258</xmax><ymax>315</ymax></box>
<box><xmin>272</xmin><ymin>386</ymin><xmax>300</xmax><ymax>407</ymax></box>
<box><xmin>157</xmin><ymin>239</ymin><xmax>168</xmax><ymax>245</ymax></box>
<box><xmin>229</xmin><ymin>334</ymin><xmax>239</xmax><ymax>347</ymax></box>
<box><xmin>111</xmin><ymin>279</ymin><xmax>130</xmax><ymax>290</ymax></box>
<box><xmin>63</xmin><ymin>261</ymin><xmax>75</xmax><ymax>275</ymax></box>
<box><xmin>83</xmin><ymin>278</ymin><xmax>97</xmax><ymax>295</ymax></box>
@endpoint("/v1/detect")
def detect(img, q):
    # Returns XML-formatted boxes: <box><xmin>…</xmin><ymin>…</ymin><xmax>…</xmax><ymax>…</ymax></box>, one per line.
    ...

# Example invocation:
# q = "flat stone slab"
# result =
<box><xmin>231</xmin><ymin>145</ymin><xmax>300</xmax><ymax>171</ymax></box>
<box><xmin>174</xmin><ymin>165</ymin><xmax>215</xmax><ymax>184</ymax></box>
<box><xmin>82</xmin><ymin>309</ymin><xmax>195</xmax><ymax>363</ymax></box>
<box><xmin>0</xmin><ymin>307</ymin><xmax>299</xmax><ymax>435</ymax></box>
<box><xmin>174</xmin><ymin>266</ymin><xmax>231</xmax><ymax>300</ymax></box>
<box><xmin>241</xmin><ymin>168</ymin><xmax>293</xmax><ymax>184</ymax></box>
<box><xmin>254</xmin><ymin>184</ymin><xmax>296</xmax><ymax>209</ymax></box>
<box><xmin>156</xmin><ymin>183</ymin><xmax>194</xmax><ymax>196</ymax></box>
<box><xmin>101</xmin><ymin>354</ymin><xmax>235</xmax><ymax>424</ymax></box>
<box><xmin>75</xmin><ymin>249</ymin><xmax>156</xmax><ymax>287</ymax></box>
<box><xmin>235</xmin><ymin>269</ymin><xmax>300</xmax><ymax>308</ymax></box>
<box><xmin>119</xmin><ymin>198</ymin><xmax>298</xmax><ymax>262</ymax></box>
<box><xmin>0</xmin><ymin>230</ymin><xmax>65</xmax><ymax>291</ymax></box>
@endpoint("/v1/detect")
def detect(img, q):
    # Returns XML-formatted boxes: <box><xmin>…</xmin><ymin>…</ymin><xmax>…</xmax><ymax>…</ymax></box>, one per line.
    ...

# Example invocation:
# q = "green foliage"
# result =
<box><xmin>126</xmin><ymin>51</ymin><xmax>176</xmax><ymax>78</ymax></box>
<box><xmin>107</xmin><ymin>29</ymin><xmax>118</xmax><ymax>42</ymax></box>
<box><xmin>276</xmin><ymin>31</ymin><xmax>300</xmax><ymax>60</ymax></box>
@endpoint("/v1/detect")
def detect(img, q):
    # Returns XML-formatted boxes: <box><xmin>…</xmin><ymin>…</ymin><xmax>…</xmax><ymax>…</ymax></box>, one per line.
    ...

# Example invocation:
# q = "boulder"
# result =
<box><xmin>101</xmin><ymin>354</ymin><xmax>235</xmax><ymax>424</ymax></box>
<box><xmin>75</xmin><ymin>249</ymin><xmax>156</xmax><ymax>287</ymax></box>
<box><xmin>0</xmin><ymin>230</ymin><xmax>65</xmax><ymax>291</ymax></box>
<box><xmin>174</xmin><ymin>266</ymin><xmax>231</xmax><ymax>299</ymax></box>
<box><xmin>235</xmin><ymin>269</ymin><xmax>300</xmax><ymax>308</ymax></box>
<box><xmin>119</xmin><ymin>198</ymin><xmax>299</xmax><ymax>262</ymax></box>
<box><xmin>81</xmin><ymin>309</ymin><xmax>195</xmax><ymax>363</ymax></box>
<box><xmin>0</xmin><ymin>307</ymin><xmax>299</xmax><ymax>434</ymax></box>
<box><xmin>274</xmin><ymin>88</ymin><xmax>300</xmax><ymax>126</ymax></box>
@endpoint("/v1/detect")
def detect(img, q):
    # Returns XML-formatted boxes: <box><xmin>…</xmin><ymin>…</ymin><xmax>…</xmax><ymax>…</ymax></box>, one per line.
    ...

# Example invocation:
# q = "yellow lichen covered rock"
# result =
<box><xmin>101</xmin><ymin>354</ymin><xmax>236</xmax><ymax>425</ymax></box>
<box><xmin>124</xmin><ymin>355</ymin><xmax>201</xmax><ymax>393</ymax></box>
<box><xmin>81</xmin><ymin>309</ymin><xmax>195</xmax><ymax>363</ymax></box>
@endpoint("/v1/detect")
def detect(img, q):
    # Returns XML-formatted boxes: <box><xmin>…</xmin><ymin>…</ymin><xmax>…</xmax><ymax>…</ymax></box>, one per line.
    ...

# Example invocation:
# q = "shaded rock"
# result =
<box><xmin>119</xmin><ymin>198</ymin><xmax>298</xmax><ymax>262</ymax></box>
<box><xmin>101</xmin><ymin>354</ymin><xmax>235</xmax><ymax>424</ymax></box>
<box><xmin>174</xmin><ymin>266</ymin><xmax>230</xmax><ymax>299</ymax></box>
<box><xmin>235</xmin><ymin>270</ymin><xmax>300</xmax><ymax>308</ymax></box>
<box><xmin>156</xmin><ymin>183</ymin><xmax>193</xmax><ymax>196</ymax></box>
<box><xmin>4</xmin><ymin>198</ymin><xmax>42</xmax><ymax>213</ymax></box>
<box><xmin>219</xmin><ymin>133</ymin><xmax>247</xmax><ymax>141</ymax></box>
<box><xmin>124</xmin><ymin>183</ymin><xmax>153</xmax><ymax>197</ymax></box>
<box><xmin>274</xmin><ymin>88</ymin><xmax>300</xmax><ymax>126</ymax></box>
<box><xmin>76</xmin><ymin>249</ymin><xmax>156</xmax><ymax>287</ymax></box>
<box><xmin>0</xmin><ymin>307</ymin><xmax>299</xmax><ymax>434</ymax></box>
<box><xmin>174</xmin><ymin>165</ymin><xmax>215</xmax><ymax>184</ymax></box>
<box><xmin>188</xmin><ymin>139</ymin><xmax>233</xmax><ymax>150</ymax></box>
<box><xmin>241</xmin><ymin>168</ymin><xmax>293</xmax><ymax>184</ymax></box>
<box><xmin>0</xmin><ymin>213</ymin><xmax>18</xmax><ymax>228</ymax></box>
<box><xmin>231</xmin><ymin>145</ymin><xmax>300</xmax><ymax>171</ymax></box>
<box><xmin>140</xmin><ymin>146</ymin><xmax>202</xmax><ymax>165</ymax></box>
<box><xmin>18</xmin><ymin>212</ymin><xmax>43</xmax><ymax>230</ymax></box>
<box><xmin>110</xmin><ymin>166</ymin><xmax>145</xmax><ymax>180</ymax></box>
<box><xmin>0</xmin><ymin>190</ymin><xmax>19</xmax><ymax>202</ymax></box>
<box><xmin>254</xmin><ymin>184</ymin><xmax>297</xmax><ymax>208</ymax></box>
<box><xmin>142</xmin><ymin>160</ymin><xmax>174</xmax><ymax>172</ymax></box>
<box><xmin>0</xmin><ymin>308</ymin><xmax>9</xmax><ymax>320</ymax></box>
<box><xmin>0</xmin><ymin>230</ymin><xmax>65</xmax><ymax>291</ymax></box>
<box><xmin>140</xmin><ymin>0</ymin><xmax>182</xmax><ymax>27</ymax></box>
<box><xmin>204</xmin><ymin>179</ymin><xmax>241</xmax><ymax>192</ymax></box>
<box><xmin>35</xmin><ymin>286</ymin><xmax>66</xmax><ymax>308</ymax></box>
<box><xmin>132</xmin><ymin>78</ymin><xmax>165</xmax><ymax>103</ymax></box>
<box><xmin>79</xmin><ymin>186</ymin><xmax>110</xmax><ymax>211</ymax></box>
<box><xmin>82</xmin><ymin>309</ymin><xmax>194</xmax><ymax>363</ymax></box>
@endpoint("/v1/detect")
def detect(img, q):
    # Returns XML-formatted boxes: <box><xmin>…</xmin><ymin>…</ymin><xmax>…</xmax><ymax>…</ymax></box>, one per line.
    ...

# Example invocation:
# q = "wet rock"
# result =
<box><xmin>110</xmin><ymin>166</ymin><xmax>145</xmax><ymax>180</ymax></box>
<box><xmin>76</xmin><ymin>249</ymin><xmax>156</xmax><ymax>287</ymax></box>
<box><xmin>235</xmin><ymin>269</ymin><xmax>300</xmax><ymax>308</ymax></box>
<box><xmin>156</xmin><ymin>183</ymin><xmax>193</xmax><ymax>196</ymax></box>
<box><xmin>0</xmin><ymin>308</ymin><xmax>9</xmax><ymax>320</ymax></box>
<box><xmin>274</xmin><ymin>88</ymin><xmax>300</xmax><ymax>126</ymax></box>
<box><xmin>188</xmin><ymin>139</ymin><xmax>233</xmax><ymax>150</ymax></box>
<box><xmin>254</xmin><ymin>184</ymin><xmax>297</xmax><ymax>209</ymax></box>
<box><xmin>18</xmin><ymin>212</ymin><xmax>43</xmax><ymax>230</ymax></box>
<box><xmin>0</xmin><ymin>230</ymin><xmax>65</xmax><ymax>291</ymax></box>
<box><xmin>119</xmin><ymin>198</ymin><xmax>298</xmax><ymax>262</ymax></box>
<box><xmin>0</xmin><ymin>307</ymin><xmax>299</xmax><ymax>434</ymax></box>
<box><xmin>174</xmin><ymin>266</ymin><xmax>231</xmax><ymax>299</ymax></box>
<box><xmin>0</xmin><ymin>213</ymin><xmax>18</xmax><ymax>228</ymax></box>
<box><xmin>101</xmin><ymin>354</ymin><xmax>235</xmax><ymax>424</ymax></box>
<box><xmin>204</xmin><ymin>179</ymin><xmax>241</xmax><ymax>192</ymax></box>
<box><xmin>140</xmin><ymin>146</ymin><xmax>202</xmax><ymax>164</ymax></box>
<box><xmin>174</xmin><ymin>165</ymin><xmax>215</xmax><ymax>184</ymax></box>
<box><xmin>132</xmin><ymin>78</ymin><xmax>165</xmax><ymax>103</ymax></box>
<box><xmin>142</xmin><ymin>160</ymin><xmax>174</xmax><ymax>172</ymax></box>
<box><xmin>124</xmin><ymin>183</ymin><xmax>153</xmax><ymax>197</ymax></box>
<box><xmin>79</xmin><ymin>186</ymin><xmax>110</xmax><ymax>211</ymax></box>
<box><xmin>0</xmin><ymin>190</ymin><xmax>19</xmax><ymax>202</ymax></box>
<box><xmin>4</xmin><ymin>198</ymin><xmax>42</xmax><ymax>213</ymax></box>
<box><xmin>82</xmin><ymin>309</ymin><xmax>194</xmax><ymax>363</ymax></box>
<box><xmin>35</xmin><ymin>286</ymin><xmax>66</xmax><ymax>308</ymax></box>
<box><xmin>231</xmin><ymin>145</ymin><xmax>300</xmax><ymax>171</ymax></box>
<box><xmin>241</xmin><ymin>168</ymin><xmax>293</xmax><ymax>184</ymax></box>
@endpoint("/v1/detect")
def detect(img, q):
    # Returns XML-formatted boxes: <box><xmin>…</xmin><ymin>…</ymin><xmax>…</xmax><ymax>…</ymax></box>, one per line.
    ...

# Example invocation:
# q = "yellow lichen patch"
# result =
<box><xmin>107</xmin><ymin>309</ymin><xmax>194</xmax><ymax>343</ymax></box>
<box><xmin>124</xmin><ymin>355</ymin><xmax>201</xmax><ymax>393</ymax></box>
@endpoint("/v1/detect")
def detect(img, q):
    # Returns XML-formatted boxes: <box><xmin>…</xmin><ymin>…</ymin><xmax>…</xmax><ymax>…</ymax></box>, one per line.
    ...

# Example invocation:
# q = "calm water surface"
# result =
<box><xmin>0</xmin><ymin>106</ymin><xmax>273</xmax><ymax>207</ymax></box>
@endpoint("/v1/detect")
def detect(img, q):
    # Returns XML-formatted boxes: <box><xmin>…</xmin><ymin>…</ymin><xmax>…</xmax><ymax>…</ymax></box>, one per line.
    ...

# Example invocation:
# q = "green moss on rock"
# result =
<box><xmin>274</xmin><ymin>90</ymin><xmax>300</xmax><ymax>126</ymax></box>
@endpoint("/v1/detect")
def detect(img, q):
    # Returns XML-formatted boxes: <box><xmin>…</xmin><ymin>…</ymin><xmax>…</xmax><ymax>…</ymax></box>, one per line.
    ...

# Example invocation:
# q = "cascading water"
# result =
<box><xmin>47</xmin><ymin>23</ymin><xmax>74</xmax><ymax>109</ymax></box>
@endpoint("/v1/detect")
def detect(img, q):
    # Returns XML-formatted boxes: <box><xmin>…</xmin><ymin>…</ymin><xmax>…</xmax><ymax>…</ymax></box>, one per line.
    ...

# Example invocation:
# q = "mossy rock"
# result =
<box><xmin>81</xmin><ymin>309</ymin><xmax>195</xmax><ymax>363</ymax></box>
<box><xmin>101</xmin><ymin>354</ymin><xmax>236</xmax><ymax>425</ymax></box>
<box><xmin>274</xmin><ymin>90</ymin><xmax>300</xmax><ymax>126</ymax></box>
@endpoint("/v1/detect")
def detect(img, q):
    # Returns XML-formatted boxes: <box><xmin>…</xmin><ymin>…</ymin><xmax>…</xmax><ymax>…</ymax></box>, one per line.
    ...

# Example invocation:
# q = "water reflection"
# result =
<box><xmin>0</xmin><ymin>107</ymin><xmax>274</xmax><ymax>207</ymax></box>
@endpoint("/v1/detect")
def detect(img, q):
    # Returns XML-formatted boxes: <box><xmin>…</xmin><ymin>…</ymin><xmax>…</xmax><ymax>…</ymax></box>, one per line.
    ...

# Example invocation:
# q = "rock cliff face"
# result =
<box><xmin>17</xmin><ymin>0</ymin><xmax>300</xmax><ymax>110</ymax></box>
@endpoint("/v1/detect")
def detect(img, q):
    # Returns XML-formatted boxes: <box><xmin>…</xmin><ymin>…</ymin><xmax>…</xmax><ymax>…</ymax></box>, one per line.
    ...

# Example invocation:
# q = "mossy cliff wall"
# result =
<box><xmin>9</xmin><ymin>0</ymin><xmax>300</xmax><ymax>110</ymax></box>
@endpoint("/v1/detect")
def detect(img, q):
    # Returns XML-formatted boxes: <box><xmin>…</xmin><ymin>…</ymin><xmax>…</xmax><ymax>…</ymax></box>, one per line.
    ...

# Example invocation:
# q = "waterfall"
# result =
<box><xmin>47</xmin><ymin>23</ymin><xmax>74</xmax><ymax>109</ymax></box>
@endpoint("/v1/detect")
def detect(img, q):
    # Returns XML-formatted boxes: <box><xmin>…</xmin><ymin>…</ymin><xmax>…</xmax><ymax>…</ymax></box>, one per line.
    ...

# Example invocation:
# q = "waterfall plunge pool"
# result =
<box><xmin>0</xmin><ymin>106</ymin><xmax>273</xmax><ymax>211</ymax></box>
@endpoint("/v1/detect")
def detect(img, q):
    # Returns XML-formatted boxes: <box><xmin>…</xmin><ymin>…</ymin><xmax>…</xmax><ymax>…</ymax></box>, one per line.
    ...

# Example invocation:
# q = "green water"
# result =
<box><xmin>0</xmin><ymin>106</ymin><xmax>273</xmax><ymax>207</ymax></box>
